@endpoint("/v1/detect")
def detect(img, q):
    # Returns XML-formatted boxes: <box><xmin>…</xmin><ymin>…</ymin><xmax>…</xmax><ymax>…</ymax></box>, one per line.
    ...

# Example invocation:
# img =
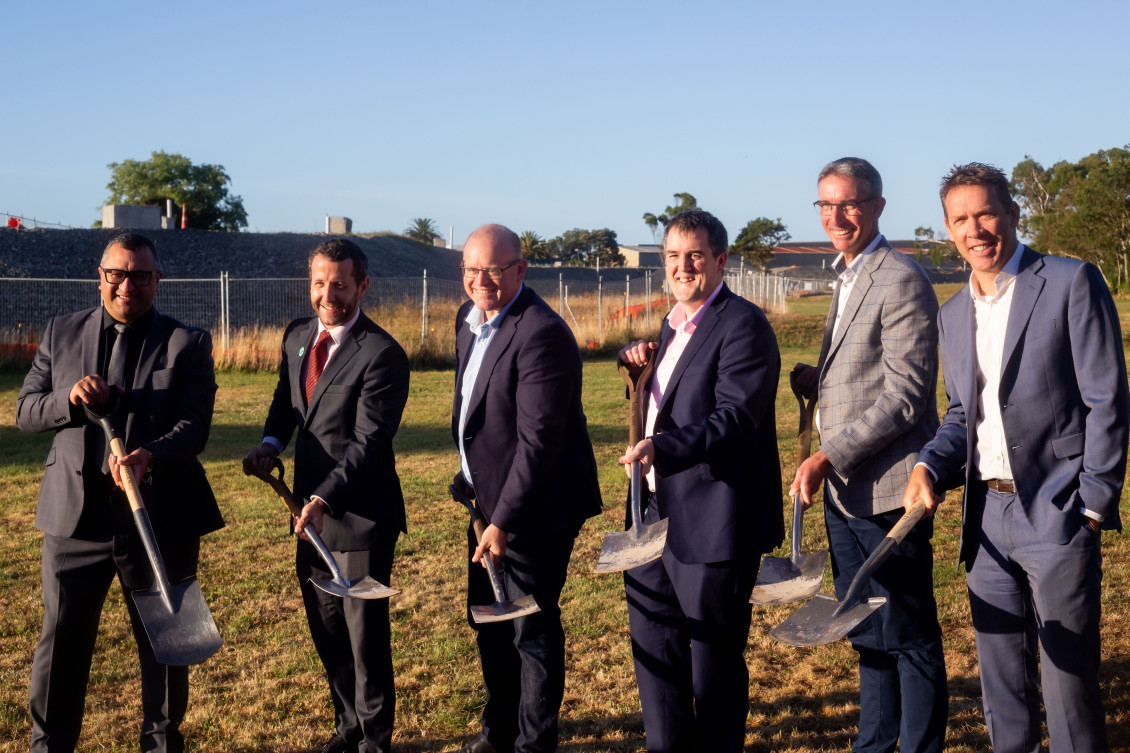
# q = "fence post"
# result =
<box><xmin>646</xmin><ymin>272</ymin><xmax>652</xmax><ymax>328</ymax></box>
<box><xmin>421</xmin><ymin>269</ymin><xmax>429</xmax><ymax>348</ymax></box>
<box><xmin>558</xmin><ymin>273</ymin><xmax>564</xmax><ymax>314</ymax></box>
<box><xmin>625</xmin><ymin>274</ymin><xmax>631</xmax><ymax>328</ymax></box>
<box><xmin>221</xmin><ymin>271</ymin><xmax>230</xmax><ymax>355</ymax></box>
<box><xmin>598</xmin><ymin>275</ymin><xmax>603</xmax><ymax>343</ymax></box>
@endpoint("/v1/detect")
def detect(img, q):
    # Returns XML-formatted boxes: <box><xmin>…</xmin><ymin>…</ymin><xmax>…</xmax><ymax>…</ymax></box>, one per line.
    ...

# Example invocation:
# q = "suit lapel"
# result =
<box><xmin>826</xmin><ymin>249</ymin><xmax>879</xmax><ymax>363</ymax></box>
<box><xmin>465</xmin><ymin>290</ymin><xmax>527</xmax><ymax>421</ymax></box>
<box><xmin>454</xmin><ymin>304</ymin><xmax>475</xmax><ymax>416</ymax></box>
<box><xmin>291</xmin><ymin>319</ymin><xmax>319</xmax><ymax>421</ymax></box>
<box><xmin>1001</xmin><ymin>248</ymin><xmax>1045</xmax><ymax>378</ymax></box>
<box><xmin>126</xmin><ymin>311</ymin><xmax>171</xmax><ymax>441</ymax></box>
<box><xmin>656</xmin><ymin>286</ymin><xmax>728</xmax><ymax>417</ymax></box>
<box><xmin>306</xmin><ymin>316</ymin><xmax>367</xmax><ymax>416</ymax></box>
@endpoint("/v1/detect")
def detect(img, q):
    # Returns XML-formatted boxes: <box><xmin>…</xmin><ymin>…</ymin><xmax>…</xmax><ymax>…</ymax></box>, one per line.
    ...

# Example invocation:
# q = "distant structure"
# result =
<box><xmin>101</xmin><ymin>205</ymin><xmax>162</xmax><ymax>230</ymax></box>
<box><xmin>619</xmin><ymin>244</ymin><xmax>663</xmax><ymax>268</ymax></box>
<box><xmin>326</xmin><ymin>216</ymin><xmax>353</xmax><ymax>234</ymax></box>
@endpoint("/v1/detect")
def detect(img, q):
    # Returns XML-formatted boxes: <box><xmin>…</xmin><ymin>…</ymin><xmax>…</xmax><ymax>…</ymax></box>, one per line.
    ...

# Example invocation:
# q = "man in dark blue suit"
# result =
<box><xmin>449</xmin><ymin>224</ymin><xmax>602</xmax><ymax>753</ymax></box>
<box><xmin>904</xmin><ymin>163</ymin><xmax>1129</xmax><ymax>753</ymax></box>
<box><xmin>619</xmin><ymin>210</ymin><xmax>783</xmax><ymax>753</ymax></box>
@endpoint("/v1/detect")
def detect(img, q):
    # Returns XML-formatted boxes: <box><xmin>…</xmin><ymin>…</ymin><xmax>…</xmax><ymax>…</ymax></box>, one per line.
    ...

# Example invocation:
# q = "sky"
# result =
<box><xmin>3</xmin><ymin>1</ymin><xmax>1128</xmax><ymax>248</ymax></box>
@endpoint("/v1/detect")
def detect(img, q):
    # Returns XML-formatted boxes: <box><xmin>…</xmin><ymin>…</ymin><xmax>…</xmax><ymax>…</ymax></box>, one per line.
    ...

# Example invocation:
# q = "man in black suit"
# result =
<box><xmin>244</xmin><ymin>238</ymin><xmax>409</xmax><ymax>753</ymax></box>
<box><xmin>17</xmin><ymin>232</ymin><xmax>223</xmax><ymax>753</ymax></box>
<box><xmin>448</xmin><ymin>224</ymin><xmax>602</xmax><ymax>753</ymax></box>
<box><xmin>619</xmin><ymin>210</ymin><xmax>782</xmax><ymax>753</ymax></box>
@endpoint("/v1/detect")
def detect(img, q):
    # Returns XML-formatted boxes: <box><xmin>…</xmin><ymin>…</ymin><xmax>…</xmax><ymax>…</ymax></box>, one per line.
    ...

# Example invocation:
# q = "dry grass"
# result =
<box><xmin>2</xmin><ymin>333</ymin><xmax>1130</xmax><ymax>751</ymax></box>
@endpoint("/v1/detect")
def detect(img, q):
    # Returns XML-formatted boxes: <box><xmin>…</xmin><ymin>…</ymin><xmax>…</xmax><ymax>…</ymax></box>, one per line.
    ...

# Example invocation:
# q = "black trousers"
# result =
<box><xmin>30</xmin><ymin>514</ymin><xmax>199</xmax><ymax>753</ymax></box>
<box><xmin>466</xmin><ymin>524</ymin><xmax>578</xmax><ymax>753</ymax></box>
<box><xmin>297</xmin><ymin>531</ymin><xmax>398</xmax><ymax>753</ymax></box>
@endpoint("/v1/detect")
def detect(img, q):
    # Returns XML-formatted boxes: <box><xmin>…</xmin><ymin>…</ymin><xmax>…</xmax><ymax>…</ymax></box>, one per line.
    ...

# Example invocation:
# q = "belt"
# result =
<box><xmin>983</xmin><ymin>478</ymin><xmax>1015</xmax><ymax>494</ymax></box>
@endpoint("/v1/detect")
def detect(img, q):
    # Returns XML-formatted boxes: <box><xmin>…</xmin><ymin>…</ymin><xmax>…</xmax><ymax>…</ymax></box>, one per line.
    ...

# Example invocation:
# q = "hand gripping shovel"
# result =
<box><xmin>84</xmin><ymin>394</ymin><xmax>222</xmax><ymax>666</ymax></box>
<box><xmin>594</xmin><ymin>353</ymin><xmax>669</xmax><ymax>574</ymax></box>
<box><xmin>769</xmin><ymin>499</ymin><xmax>927</xmax><ymax>647</ymax></box>
<box><xmin>752</xmin><ymin>369</ymin><xmax>829</xmax><ymax>604</ymax></box>
<box><xmin>247</xmin><ymin>458</ymin><xmax>398</xmax><ymax>600</ymax></box>
<box><xmin>450</xmin><ymin>484</ymin><xmax>540</xmax><ymax>623</ymax></box>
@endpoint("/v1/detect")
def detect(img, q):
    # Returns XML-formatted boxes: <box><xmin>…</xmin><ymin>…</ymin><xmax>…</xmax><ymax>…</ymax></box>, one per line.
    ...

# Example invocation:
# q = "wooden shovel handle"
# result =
<box><xmin>247</xmin><ymin>458</ymin><xmax>306</xmax><ymax>519</ymax></box>
<box><xmin>618</xmin><ymin>349</ymin><xmax>657</xmax><ymax>447</ymax></box>
<box><xmin>788</xmin><ymin>370</ymin><xmax>817</xmax><ymax>465</ymax></box>
<box><xmin>108</xmin><ymin>436</ymin><xmax>146</xmax><ymax>514</ymax></box>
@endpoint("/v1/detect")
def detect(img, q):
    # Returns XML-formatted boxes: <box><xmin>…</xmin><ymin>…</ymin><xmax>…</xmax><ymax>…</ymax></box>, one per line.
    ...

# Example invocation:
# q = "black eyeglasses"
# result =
<box><xmin>813</xmin><ymin>197</ymin><xmax>878</xmax><ymax>217</ymax></box>
<box><xmin>100</xmin><ymin>267</ymin><xmax>157</xmax><ymax>286</ymax></box>
<box><xmin>460</xmin><ymin>259</ymin><xmax>522</xmax><ymax>280</ymax></box>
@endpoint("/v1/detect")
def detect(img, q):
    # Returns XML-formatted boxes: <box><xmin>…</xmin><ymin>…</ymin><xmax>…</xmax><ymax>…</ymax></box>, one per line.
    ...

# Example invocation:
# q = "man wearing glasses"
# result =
<box><xmin>790</xmin><ymin>158</ymin><xmax>948</xmax><ymax>752</ymax></box>
<box><xmin>17</xmin><ymin>233</ymin><xmax>222</xmax><ymax>753</ymax></box>
<box><xmin>448</xmin><ymin>224</ymin><xmax>602</xmax><ymax>753</ymax></box>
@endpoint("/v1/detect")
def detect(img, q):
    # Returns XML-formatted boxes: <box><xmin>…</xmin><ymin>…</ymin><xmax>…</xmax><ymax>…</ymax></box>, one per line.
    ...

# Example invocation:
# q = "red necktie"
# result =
<box><xmin>304</xmin><ymin>331</ymin><xmax>332</xmax><ymax>405</ymax></box>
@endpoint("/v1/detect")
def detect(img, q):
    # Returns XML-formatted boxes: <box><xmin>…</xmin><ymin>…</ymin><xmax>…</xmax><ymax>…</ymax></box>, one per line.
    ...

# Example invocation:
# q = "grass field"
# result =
<box><xmin>3</xmin><ymin>322</ymin><xmax>1130</xmax><ymax>751</ymax></box>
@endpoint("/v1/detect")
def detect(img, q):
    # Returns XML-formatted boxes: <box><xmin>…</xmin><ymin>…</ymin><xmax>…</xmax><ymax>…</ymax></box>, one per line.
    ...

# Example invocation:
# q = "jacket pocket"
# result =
<box><xmin>1051</xmin><ymin>431</ymin><xmax>1084</xmax><ymax>459</ymax></box>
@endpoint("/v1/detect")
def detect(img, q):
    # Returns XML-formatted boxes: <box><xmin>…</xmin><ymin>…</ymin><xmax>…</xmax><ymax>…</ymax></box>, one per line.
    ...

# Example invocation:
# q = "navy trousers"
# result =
<box><xmin>966</xmin><ymin>484</ymin><xmax>1107</xmax><ymax>753</ymax></box>
<box><xmin>824</xmin><ymin>501</ymin><xmax>948</xmax><ymax>753</ymax></box>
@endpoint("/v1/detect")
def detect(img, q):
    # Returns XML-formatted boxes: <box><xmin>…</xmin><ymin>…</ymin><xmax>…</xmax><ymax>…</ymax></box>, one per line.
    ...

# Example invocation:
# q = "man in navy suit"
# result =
<box><xmin>244</xmin><ymin>238</ymin><xmax>409</xmax><ymax>753</ymax></box>
<box><xmin>619</xmin><ymin>210</ymin><xmax>782</xmax><ymax>753</ymax></box>
<box><xmin>904</xmin><ymin>163</ymin><xmax>1129</xmax><ymax>753</ymax></box>
<box><xmin>449</xmin><ymin>224</ymin><xmax>602</xmax><ymax>753</ymax></box>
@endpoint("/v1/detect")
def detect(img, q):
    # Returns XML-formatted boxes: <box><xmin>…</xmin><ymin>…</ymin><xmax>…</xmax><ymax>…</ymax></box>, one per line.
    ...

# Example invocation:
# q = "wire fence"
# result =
<box><xmin>2</xmin><ymin>213</ymin><xmax>79</xmax><ymax>230</ymax></box>
<box><xmin>0</xmin><ymin>269</ymin><xmax>793</xmax><ymax>351</ymax></box>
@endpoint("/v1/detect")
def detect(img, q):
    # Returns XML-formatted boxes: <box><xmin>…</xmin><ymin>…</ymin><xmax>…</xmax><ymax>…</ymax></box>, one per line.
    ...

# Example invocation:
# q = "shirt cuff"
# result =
<box><xmin>262</xmin><ymin>436</ymin><xmax>285</xmax><ymax>454</ymax></box>
<box><xmin>914</xmin><ymin>461</ymin><xmax>938</xmax><ymax>483</ymax></box>
<box><xmin>1081</xmin><ymin>508</ymin><xmax>1104</xmax><ymax>523</ymax></box>
<box><xmin>310</xmin><ymin>494</ymin><xmax>335</xmax><ymax>517</ymax></box>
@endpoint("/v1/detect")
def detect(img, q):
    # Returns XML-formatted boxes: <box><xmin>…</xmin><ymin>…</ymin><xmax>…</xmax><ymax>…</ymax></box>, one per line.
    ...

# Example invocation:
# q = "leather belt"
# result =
<box><xmin>983</xmin><ymin>478</ymin><xmax>1015</xmax><ymax>494</ymax></box>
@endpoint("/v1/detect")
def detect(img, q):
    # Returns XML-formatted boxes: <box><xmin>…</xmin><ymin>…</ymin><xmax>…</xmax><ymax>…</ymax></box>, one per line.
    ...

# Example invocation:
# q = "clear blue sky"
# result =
<box><xmin>3</xmin><ymin>1</ymin><xmax>1127</xmax><ymax>247</ymax></box>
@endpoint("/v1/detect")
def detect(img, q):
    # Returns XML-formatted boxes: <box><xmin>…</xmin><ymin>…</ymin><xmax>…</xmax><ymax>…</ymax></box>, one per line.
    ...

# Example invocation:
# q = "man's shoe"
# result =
<box><xmin>446</xmin><ymin>735</ymin><xmax>501</xmax><ymax>753</ymax></box>
<box><xmin>316</xmin><ymin>734</ymin><xmax>355</xmax><ymax>753</ymax></box>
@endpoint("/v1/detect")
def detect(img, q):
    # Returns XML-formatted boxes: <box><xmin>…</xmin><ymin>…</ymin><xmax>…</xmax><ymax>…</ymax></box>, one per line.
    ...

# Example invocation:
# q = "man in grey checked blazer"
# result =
<box><xmin>791</xmin><ymin>158</ymin><xmax>948</xmax><ymax>753</ymax></box>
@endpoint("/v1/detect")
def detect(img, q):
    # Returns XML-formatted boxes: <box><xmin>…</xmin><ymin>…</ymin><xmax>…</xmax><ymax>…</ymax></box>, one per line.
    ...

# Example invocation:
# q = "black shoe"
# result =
<box><xmin>316</xmin><ymin>734</ymin><xmax>356</xmax><ymax>753</ymax></box>
<box><xmin>446</xmin><ymin>735</ymin><xmax>501</xmax><ymax>753</ymax></box>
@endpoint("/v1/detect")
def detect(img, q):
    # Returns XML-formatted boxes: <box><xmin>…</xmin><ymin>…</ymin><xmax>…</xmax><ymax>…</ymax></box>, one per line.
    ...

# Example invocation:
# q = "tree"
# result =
<box><xmin>729</xmin><ymin>217</ymin><xmax>789</xmax><ymax>266</ymax></box>
<box><xmin>519</xmin><ymin>230</ymin><xmax>548</xmax><ymax>259</ymax></box>
<box><xmin>913</xmin><ymin>226</ymin><xmax>958</xmax><ymax>269</ymax></box>
<box><xmin>405</xmin><ymin>217</ymin><xmax>441</xmax><ymax>245</ymax></box>
<box><xmin>548</xmin><ymin>228</ymin><xmax>624</xmax><ymax>267</ymax></box>
<box><xmin>104</xmin><ymin>150</ymin><xmax>248</xmax><ymax>231</ymax></box>
<box><xmin>642</xmin><ymin>192</ymin><xmax>698</xmax><ymax>243</ymax></box>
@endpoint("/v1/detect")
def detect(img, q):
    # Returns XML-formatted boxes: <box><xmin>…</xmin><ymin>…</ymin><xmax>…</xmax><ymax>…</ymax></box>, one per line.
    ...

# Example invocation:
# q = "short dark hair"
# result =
<box><xmin>818</xmin><ymin>157</ymin><xmax>883</xmax><ymax>198</ymax></box>
<box><xmin>939</xmin><ymin>163</ymin><xmax>1013</xmax><ymax>214</ymax></box>
<box><xmin>665</xmin><ymin>210</ymin><xmax>728</xmax><ymax>258</ymax></box>
<box><xmin>310</xmin><ymin>238</ymin><xmax>368</xmax><ymax>284</ymax></box>
<box><xmin>102</xmin><ymin>232</ymin><xmax>159</xmax><ymax>269</ymax></box>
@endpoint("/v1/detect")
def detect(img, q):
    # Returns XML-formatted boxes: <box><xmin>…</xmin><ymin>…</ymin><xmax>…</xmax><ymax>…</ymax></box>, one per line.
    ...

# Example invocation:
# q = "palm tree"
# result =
<box><xmin>519</xmin><ymin>230</ymin><xmax>544</xmax><ymax>259</ymax></box>
<box><xmin>405</xmin><ymin>217</ymin><xmax>440</xmax><ymax>245</ymax></box>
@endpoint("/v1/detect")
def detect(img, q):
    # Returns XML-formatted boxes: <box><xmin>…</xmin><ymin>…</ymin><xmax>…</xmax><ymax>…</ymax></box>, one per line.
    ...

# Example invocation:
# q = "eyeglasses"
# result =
<box><xmin>813</xmin><ymin>197</ymin><xmax>878</xmax><ymax>217</ymax></box>
<box><xmin>460</xmin><ymin>259</ymin><xmax>522</xmax><ymax>280</ymax></box>
<box><xmin>100</xmin><ymin>267</ymin><xmax>157</xmax><ymax>286</ymax></box>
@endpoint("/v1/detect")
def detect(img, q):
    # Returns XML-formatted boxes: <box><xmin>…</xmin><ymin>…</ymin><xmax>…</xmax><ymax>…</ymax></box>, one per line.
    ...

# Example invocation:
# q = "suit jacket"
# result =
<box><xmin>817</xmin><ymin>242</ymin><xmax>940</xmax><ymax>517</ymax></box>
<box><xmin>647</xmin><ymin>284</ymin><xmax>783</xmax><ymax>564</ymax></box>
<box><xmin>263</xmin><ymin>313</ymin><xmax>409</xmax><ymax>552</ymax></box>
<box><xmin>918</xmin><ymin>246</ymin><xmax>1129</xmax><ymax>564</ymax></box>
<box><xmin>16</xmin><ymin>306</ymin><xmax>223</xmax><ymax>542</ymax></box>
<box><xmin>452</xmin><ymin>286</ymin><xmax>601</xmax><ymax>536</ymax></box>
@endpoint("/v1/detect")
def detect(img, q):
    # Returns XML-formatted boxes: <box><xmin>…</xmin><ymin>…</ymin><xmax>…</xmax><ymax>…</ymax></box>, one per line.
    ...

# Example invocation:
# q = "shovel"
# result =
<box><xmin>84</xmin><ymin>394</ymin><xmax>222</xmax><ymax>666</ymax></box>
<box><xmin>752</xmin><ymin>369</ymin><xmax>828</xmax><ymax>604</ymax></box>
<box><xmin>450</xmin><ymin>484</ymin><xmax>540</xmax><ymax>623</ymax></box>
<box><xmin>770</xmin><ymin>499</ymin><xmax>927</xmax><ymax>647</ymax></box>
<box><xmin>247</xmin><ymin>458</ymin><xmax>399</xmax><ymax>600</ymax></box>
<box><xmin>594</xmin><ymin>353</ymin><xmax>669</xmax><ymax>574</ymax></box>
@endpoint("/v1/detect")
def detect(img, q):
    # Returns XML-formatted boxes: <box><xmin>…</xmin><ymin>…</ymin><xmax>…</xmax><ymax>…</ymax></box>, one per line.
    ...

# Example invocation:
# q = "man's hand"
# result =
<box><xmin>69</xmin><ymin>375</ymin><xmax>113</xmax><ymax>406</ymax></box>
<box><xmin>903</xmin><ymin>465</ymin><xmax>941</xmax><ymax>516</ymax></box>
<box><xmin>789</xmin><ymin>449</ymin><xmax>832</xmax><ymax>509</ymax></box>
<box><xmin>791</xmin><ymin>363</ymin><xmax>819</xmax><ymax>401</ymax></box>
<box><xmin>242</xmin><ymin>444</ymin><xmax>279</xmax><ymax>477</ymax></box>
<box><xmin>618</xmin><ymin>340</ymin><xmax>659</xmax><ymax>376</ymax></box>
<box><xmin>294</xmin><ymin>497</ymin><xmax>327</xmax><ymax>542</ymax></box>
<box><xmin>109</xmin><ymin>447</ymin><xmax>151</xmax><ymax>491</ymax></box>
<box><xmin>619</xmin><ymin>439</ymin><xmax>655</xmax><ymax>478</ymax></box>
<box><xmin>473</xmin><ymin>523</ymin><xmax>508</xmax><ymax>566</ymax></box>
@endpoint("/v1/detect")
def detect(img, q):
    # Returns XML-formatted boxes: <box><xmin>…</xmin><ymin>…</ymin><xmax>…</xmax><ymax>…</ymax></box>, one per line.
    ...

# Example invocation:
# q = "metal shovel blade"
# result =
<box><xmin>752</xmin><ymin>495</ymin><xmax>828</xmax><ymax>605</ymax></box>
<box><xmin>471</xmin><ymin>594</ymin><xmax>541</xmax><ymax>624</ymax></box>
<box><xmin>310</xmin><ymin>573</ymin><xmax>400</xmax><ymax>600</ymax></box>
<box><xmin>131</xmin><ymin>579</ymin><xmax>223</xmax><ymax>666</ymax></box>
<box><xmin>769</xmin><ymin>592</ymin><xmax>887</xmax><ymax>647</ymax></box>
<box><xmin>594</xmin><ymin>461</ymin><xmax>667</xmax><ymax>574</ymax></box>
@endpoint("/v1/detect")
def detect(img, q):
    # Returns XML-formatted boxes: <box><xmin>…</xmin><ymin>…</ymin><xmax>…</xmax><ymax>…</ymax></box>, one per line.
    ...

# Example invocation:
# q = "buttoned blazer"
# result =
<box><xmin>816</xmin><ymin>243</ymin><xmax>940</xmax><ymax>517</ymax></box>
<box><xmin>263</xmin><ymin>313</ymin><xmax>409</xmax><ymax>551</ymax></box>
<box><xmin>16</xmin><ymin>306</ymin><xmax>223</xmax><ymax>542</ymax></box>
<box><xmin>918</xmin><ymin>246</ymin><xmax>1129</xmax><ymax>564</ymax></box>
<box><xmin>647</xmin><ymin>284</ymin><xmax>783</xmax><ymax>564</ymax></box>
<box><xmin>452</xmin><ymin>286</ymin><xmax>602</xmax><ymax>536</ymax></box>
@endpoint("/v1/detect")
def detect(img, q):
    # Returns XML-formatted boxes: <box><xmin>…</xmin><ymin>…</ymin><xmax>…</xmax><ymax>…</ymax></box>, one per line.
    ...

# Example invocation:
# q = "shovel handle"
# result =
<box><xmin>790</xmin><ymin>494</ymin><xmax>804</xmax><ymax>562</ymax></box>
<box><xmin>618</xmin><ymin>349</ymin><xmax>656</xmax><ymax>446</ymax></box>
<box><xmin>450</xmin><ymin>484</ymin><xmax>510</xmax><ymax>604</ymax></box>
<box><xmin>789</xmin><ymin>370</ymin><xmax>818</xmax><ymax>465</ymax></box>
<box><xmin>832</xmin><ymin>498</ymin><xmax>927</xmax><ymax>618</ymax></box>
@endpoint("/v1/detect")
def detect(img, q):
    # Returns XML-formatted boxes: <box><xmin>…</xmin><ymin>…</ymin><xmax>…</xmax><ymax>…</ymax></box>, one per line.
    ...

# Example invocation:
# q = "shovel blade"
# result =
<box><xmin>131</xmin><ymin>579</ymin><xmax>222</xmax><ymax>666</ymax></box>
<box><xmin>593</xmin><ymin>518</ymin><xmax>669</xmax><ymax>574</ymax></box>
<box><xmin>769</xmin><ymin>592</ymin><xmax>887</xmax><ymax>647</ymax></box>
<box><xmin>751</xmin><ymin>549</ymin><xmax>829</xmax><ymax>605</ymax></box>
<box><xmin>310</xmin><ymin>574</ymin><xmax>400</xmax><ymax>600</ymax></box>
<box><xmin>471</xmin><ymin>594</ymin><xmax>541</xmax><ymax>624</ymax></box>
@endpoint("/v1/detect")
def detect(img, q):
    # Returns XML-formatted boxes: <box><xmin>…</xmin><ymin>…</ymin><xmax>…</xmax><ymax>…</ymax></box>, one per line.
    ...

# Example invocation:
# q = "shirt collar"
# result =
<box><xmin>102</xmin><ymin>306</ymin><xmax>154</xmax><ymax>334</ymax></box>
<box><xmin>968</xmin><ymin>243</ymin><xmax>1025</xmax><ymax>303</ymax></box>
<box><xmin>316</xmin><ymin>306</ymin><xmax>361</xmax><ymax>344</ymax></box>
<box><xmin>831</xmin><ymin>233</ymin><xmax>883</xmax><ymax>283</ymax></box>
<box><xmin>466</xmin><ymin>283</ymin><xmax>524</xmax><ymax>335</ymax></box>
<box><xmin>667</xmin><ymin>281</ymin><xmax>724</xmax><ymax>334</ymax></box>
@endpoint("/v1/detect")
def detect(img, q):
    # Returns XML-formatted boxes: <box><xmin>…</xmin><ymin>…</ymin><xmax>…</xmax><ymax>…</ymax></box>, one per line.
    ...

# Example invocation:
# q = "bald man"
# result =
<box><xmin>449</xmin><ymin>224</ymin><xmax>602</xmax><ymax>753</ymax></box>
